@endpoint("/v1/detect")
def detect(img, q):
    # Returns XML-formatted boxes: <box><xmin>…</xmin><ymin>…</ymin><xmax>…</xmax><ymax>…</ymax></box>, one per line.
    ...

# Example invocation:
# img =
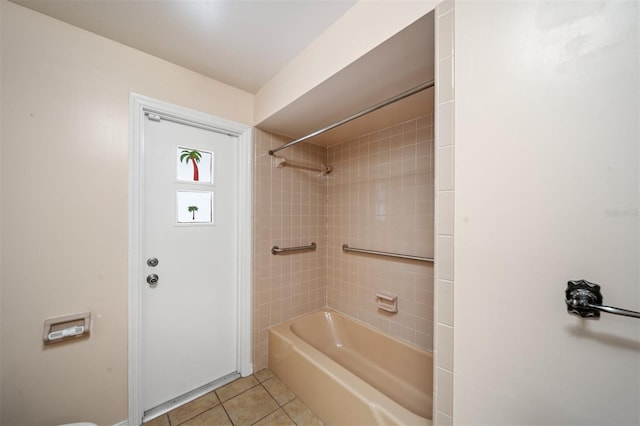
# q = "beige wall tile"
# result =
<box><xmin>436</xmin><ymin>324</ymin><xmax>454</xmax><ymax>371</ymax></box>
<box><xmin>438</xmin><ymin>56</ymin><xmax>454</xmax><ymax>102</ymax></box>
<box><xmin>437</xmin><ymin>279</ymin><xmax>454</xmax><ymax>327</ymax></box>
<box><xmin>437</xmin><ymin>101</ymin><xmax>454</xmax><ymax>148</ymax></box>
<box><xmin>435</xmin><ymin>411</ymin><xmax>453</xmax><ymax>426</ymax></box>
<box><xmin>326</xmin><ymin>114</ymin><xmax>435</xmax><ymax>351</ymax></box>
<box><xmin>437</xmin><ymin>191</ymin><xmax>454</xmax><ymax>236</ymax></box>
<box><xmin>254</xmin><ymin>118</ymin><xmax>435</xmax><ymax>365</ymax></box>
<box><xmin>252</xmin><ymin>129</ymin><xmax>328</xmax><ymax>370</ymax></box>
<box><xmin>437</xmin><ymin>8</ymin><xmax>454</xmax><ymax>59</ymax></box>
<box><xmin>437</xmin><ymin>146</ymin><xmax>454</xmax><ymax>191</ymax></box>
<box><xmin>435</xmin><ymin>368</ymin><xmax>453</xmax><ymax>416</ymax></box>
<box><xmin>435</xmin><ymin>3</ymin><xmax>456</xmax><ymax>424</ymax></box>
<box><xmin>436</xmin><ymin>236</ymin><xmax>454</xmax><ymax>281</ymax></box>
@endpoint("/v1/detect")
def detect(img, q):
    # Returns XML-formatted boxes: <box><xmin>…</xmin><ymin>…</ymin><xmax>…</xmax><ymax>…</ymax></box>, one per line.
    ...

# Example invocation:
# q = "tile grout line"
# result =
<box><xmin>151</xmin><ymin>371</ymin><xmax>322</xmax><ymax>426</ymax></box>
<box><xmin>221</xmin><ymin>378</ymin><xmax>278</xmax><ymax>426</ymax></box>
<box><xmin>250</xmin><ymin>381</ymin><xmax>298</xmax><ymax>426</ymax></box>
<box><xmin>175</xmin><ymin>376</ymin><xmax>260</xmax><ymax>426</ymax></box>
<box><xmin>218</xmin><ymin>395</ymin><xmax>234</xmax><ymax>426</ymax></box>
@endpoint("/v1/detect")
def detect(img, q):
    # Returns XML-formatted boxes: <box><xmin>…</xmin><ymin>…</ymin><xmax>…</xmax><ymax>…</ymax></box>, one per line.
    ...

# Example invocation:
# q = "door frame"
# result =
<box><xmin>127</xmin><ymin>93</ymin><xmax>253</xmax><ymax>425</ymax></box>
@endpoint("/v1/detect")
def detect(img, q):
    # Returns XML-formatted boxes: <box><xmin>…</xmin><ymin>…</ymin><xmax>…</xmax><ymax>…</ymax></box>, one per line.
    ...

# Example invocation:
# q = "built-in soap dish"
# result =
<box><xmin>43</xmin><ymin>312</ymin><xmax>91</xmax><ymax>345</ymax></box>
<box><xmin>376</xmin><ymin>292</ymin><xmax>398</xmax><ymax>313</ymax></box>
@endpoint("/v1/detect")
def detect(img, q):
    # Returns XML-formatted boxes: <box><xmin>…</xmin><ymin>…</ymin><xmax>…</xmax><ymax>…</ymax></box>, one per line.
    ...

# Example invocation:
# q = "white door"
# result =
<box><xmin>141</xmin><ymin>113</ymin><xmax>238</xmax><ymax>413</ymax></box>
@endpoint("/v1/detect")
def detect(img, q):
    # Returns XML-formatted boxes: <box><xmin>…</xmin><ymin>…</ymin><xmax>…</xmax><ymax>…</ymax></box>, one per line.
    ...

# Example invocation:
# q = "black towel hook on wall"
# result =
<box><xmin>565</xmin><ymin>279</ymin><xmax>640</xmax><ymax>319</ymax></box>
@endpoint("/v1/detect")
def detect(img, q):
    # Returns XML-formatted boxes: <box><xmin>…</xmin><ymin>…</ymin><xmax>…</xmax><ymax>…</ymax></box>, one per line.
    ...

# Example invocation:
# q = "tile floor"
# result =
<box><xmin>144</xmin><ymin>369</ymin><xmax>324</xmax><ymax>426</ymax></box>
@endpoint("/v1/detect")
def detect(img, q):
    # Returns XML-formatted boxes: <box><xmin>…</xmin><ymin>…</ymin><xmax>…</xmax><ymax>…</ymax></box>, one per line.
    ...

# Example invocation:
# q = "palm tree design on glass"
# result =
<box><xmin>180</xmin><ymin>149</ymin><xmax>202</xmax><ymax>181</ymax></box>
<box><xmin>187</xmin><ymin>205</ymin><xmax>199</xmax><ymax>221</ymax></box>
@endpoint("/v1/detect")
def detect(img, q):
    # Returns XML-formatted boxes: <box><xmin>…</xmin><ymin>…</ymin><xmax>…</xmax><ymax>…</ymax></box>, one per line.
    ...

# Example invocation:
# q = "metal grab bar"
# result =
<box><xmin>271</xmin><ymin>242</ymin><xmax>316</xmax><ymax>255</ymax></box>
<box><xmin>342</xmin><ymin>244</ymin><xmax>433</xmax><ymax>263</ymax></box>
<box><xmin>566</xmin><ymin>280</ymin><xmax>640</xmax><ymax>319</ymax></box>
<box><xmin>274</xmin><ymin>156</ymin><xmax>332</xmax><ymax>176</ymax></box>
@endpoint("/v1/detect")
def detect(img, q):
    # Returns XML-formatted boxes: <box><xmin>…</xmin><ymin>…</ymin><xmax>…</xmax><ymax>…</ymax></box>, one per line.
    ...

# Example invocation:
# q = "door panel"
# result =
<box><xmin>142</xmin><ymin>117</ymin><xmax>238</xmax><ymax>411</ymax></box>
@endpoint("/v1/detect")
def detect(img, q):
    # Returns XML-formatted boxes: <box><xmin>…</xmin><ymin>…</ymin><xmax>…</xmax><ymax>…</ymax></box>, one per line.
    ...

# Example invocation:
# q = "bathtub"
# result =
<box><xmin>269</xmin><ymin>310</ymin><xmax>432</xmax><ymax>425</ymax></box>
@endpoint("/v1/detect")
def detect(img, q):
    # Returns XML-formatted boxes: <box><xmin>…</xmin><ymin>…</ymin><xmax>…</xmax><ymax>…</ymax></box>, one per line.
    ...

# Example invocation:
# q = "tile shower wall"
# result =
<box><xmin>326</xmin><ymin>115</ymin><xmax>435</xmax><ymax>350</ymax></box>
<box><xmin>253</xmin><ymin>129</ymin><xmax>328</xmax><ymax>370</ymax></box>
<box><xmin>434</xmin><ymin>0</ymin><xmax>455</xmax><ymax>424</ymax></box>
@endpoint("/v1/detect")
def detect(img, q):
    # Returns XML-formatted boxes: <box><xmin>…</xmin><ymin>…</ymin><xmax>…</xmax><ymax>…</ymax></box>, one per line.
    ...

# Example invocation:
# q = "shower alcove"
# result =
<box><xmin>252</xmin><ymin>8</ymin><xmax>437</xmax><ymax>410</ymax></box>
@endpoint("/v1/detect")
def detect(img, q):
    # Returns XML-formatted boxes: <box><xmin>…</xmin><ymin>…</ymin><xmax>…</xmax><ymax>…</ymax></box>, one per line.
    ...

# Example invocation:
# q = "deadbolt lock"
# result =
<box><xmin>147</xmin><ymin>257</ymin><xmax>159</xmax><ymax>267</ymax></box>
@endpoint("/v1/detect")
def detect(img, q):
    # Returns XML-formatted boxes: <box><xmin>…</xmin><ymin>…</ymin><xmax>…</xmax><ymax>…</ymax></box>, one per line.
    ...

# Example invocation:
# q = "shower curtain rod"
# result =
<box><xmin>268</xmin><ymin>80</ymin><xmax>435</xmax><ymax>156</ymax></box>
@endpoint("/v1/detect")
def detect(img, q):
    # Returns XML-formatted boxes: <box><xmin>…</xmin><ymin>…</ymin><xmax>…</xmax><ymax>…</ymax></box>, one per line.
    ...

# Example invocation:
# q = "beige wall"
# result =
<box><xmin>454</xmin><ymin>1</ymin><xmax>639</xmax><ymax>424</ymax></box>
<box><xmin>326</xmin><ymin>114</ymin><xmax>434</xmax><ymax>351</ymax></box>
<box><xmin>252</xmin><ymin>130</ymin><xmax>327</xmax><ymax>370</ymax></box>
<box><xmin>0</xmin><ymin>2</ymin><xmax>253</xmax><ymax>425</ymax></box>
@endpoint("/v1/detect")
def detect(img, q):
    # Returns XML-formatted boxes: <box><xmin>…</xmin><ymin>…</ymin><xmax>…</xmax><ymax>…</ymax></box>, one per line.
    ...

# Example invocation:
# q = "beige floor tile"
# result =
<box><xmin>254</xmin><ymin>368</ymin><xmax>275</xmax><ymax>383</ymax></box>
<box><xmin>215</xmin><ymin>375</ymin><xmax>259</xmax><ymax>402</ymax></box>
<box><xmin>168</xmin><ymin>392</ymin><xmax>220</xmax><ymax>425</ymax></box>
<box><xmin>262</xmin><ymin>376</ymin><xmax>296</xmax><ymax>406</ymax></box>
<box><xmin>223</xmin><ymin>385</ymin><xmax>279</xmax><ymax>425</ymax></box>
<box><xmin>283</xmin><ymin>398</ymin><xmax>324</xmax><ymax>426</ymax></box>
<box><xmin>181</xmin><ymin>405</ymin><xmax>232</xmax><ymax>426</ymax></box>
<box><xmin>143</xmin><ymin>414</ymin><xmax>169</xmax><ymax>426</ymax></box>
<box><xmin>253</xmin><ymin>408</ymin><xmax>296</xmax><ymax>426</ymax></box>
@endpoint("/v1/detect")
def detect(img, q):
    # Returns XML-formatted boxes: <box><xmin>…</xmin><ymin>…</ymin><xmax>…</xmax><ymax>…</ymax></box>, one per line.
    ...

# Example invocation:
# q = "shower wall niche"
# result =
<box><xmin>253</xmin><ymin>112</ymin><xmax>434</xmax><ymax>371</ymax></box>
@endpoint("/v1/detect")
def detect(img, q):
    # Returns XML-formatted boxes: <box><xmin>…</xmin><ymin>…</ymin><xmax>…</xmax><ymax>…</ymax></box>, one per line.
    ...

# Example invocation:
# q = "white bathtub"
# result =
<box><xmin>269</xmin><ymin>310</ymin><xmax>433</xmax><ymax>425</ymax></box>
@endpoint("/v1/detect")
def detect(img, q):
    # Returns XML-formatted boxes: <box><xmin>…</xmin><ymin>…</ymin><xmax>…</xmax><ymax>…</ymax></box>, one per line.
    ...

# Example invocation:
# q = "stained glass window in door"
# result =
<box><xmin>177</xmin><ymin>147</ymin><xmax>213</xmax><ymax>183</ymax></box>
<box><xmin>176</xmin><ymin>190</ymin><xmax>213</xmax><ymax>224</ymax></box>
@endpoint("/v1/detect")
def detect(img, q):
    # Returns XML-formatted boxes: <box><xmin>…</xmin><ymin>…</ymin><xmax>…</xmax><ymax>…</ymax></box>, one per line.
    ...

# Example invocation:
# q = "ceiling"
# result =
<box><xmin>10</xmin><ymin>0</ymin><xmax>357</xmax><ymax>94</ymax></box>
<box><xmin>11</xmin><ymin>0</ymin><xmax>434</xmax><ymax>147</ymax></box>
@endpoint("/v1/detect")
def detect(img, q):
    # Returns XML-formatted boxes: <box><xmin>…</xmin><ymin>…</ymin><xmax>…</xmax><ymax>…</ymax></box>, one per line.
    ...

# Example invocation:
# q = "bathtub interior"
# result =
<box><xmin>290</xmin><ymin>310</ymin><xmax>432</xmax><ymax>418</ymax></box>
<box><xmin>270</xmin><ymin>310</ymin><xmax>433</xmax><ymax>425</ymax></box>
